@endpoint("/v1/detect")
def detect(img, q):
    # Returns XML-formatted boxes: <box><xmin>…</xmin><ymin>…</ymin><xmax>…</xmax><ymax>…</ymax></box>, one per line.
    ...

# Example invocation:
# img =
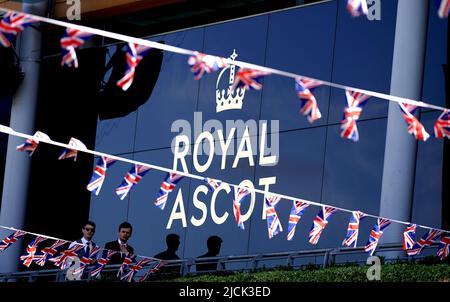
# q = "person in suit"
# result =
<box><xmin>66</xmin><ymin>221</ymin><xmax>98</xmax><ymax>280</ymax></box>
<box><xmin>104</xmin><ymin>221</ymin><xmax>135</xmax><ymax>265</ymax></box>
<box><xmin>196</xmin><ymin>235</ymin><xmax>223</xmax><ymax>272</ymax></box>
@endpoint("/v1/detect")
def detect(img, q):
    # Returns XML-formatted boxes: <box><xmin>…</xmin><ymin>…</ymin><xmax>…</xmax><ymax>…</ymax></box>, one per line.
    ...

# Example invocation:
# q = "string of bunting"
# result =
<box><xmin>1</xmin><ymin>4</ymin><xmax>450</xmax><ymax>141</ymax></box>
<box><xmin>0</xmin><ymin>224</ymin><xmax>166</xmax><ymax>282</ymax></box>
<box><xmin>1</xmin><ymin>125</ymin><xmax>449</xmax><ymax>261</ymax></box>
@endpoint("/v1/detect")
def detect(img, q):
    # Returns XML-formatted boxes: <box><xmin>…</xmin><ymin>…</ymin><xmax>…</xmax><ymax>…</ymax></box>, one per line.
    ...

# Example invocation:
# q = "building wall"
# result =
<box><xmin>15</xmin><ymin>1</ymin><xmax>443</xmax><ymax>264</ymax></box>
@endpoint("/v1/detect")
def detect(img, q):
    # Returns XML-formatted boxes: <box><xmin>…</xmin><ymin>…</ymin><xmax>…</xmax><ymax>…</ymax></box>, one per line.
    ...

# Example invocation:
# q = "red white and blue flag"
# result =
<box><xmin>204</xmin><ymin>177</ymin><xmax>222</xmax><ymax>192</ymax></box>
<box><xmin>91</xmin><ymin>250</ymin><xmax>117</xmax><ymax>278</ymax></box>
<box><xmin>60</xmin><ymin>28</ymin><xmax>93</xmax><ymax>68</ymax></box>
<box><xmin>294</xmin><ymin>77</ymin><xmax>322</xmax><ymax>123</ymax></box>
<box><xmin>120</xmin><ymin>257</ymin><xmax>152</xmax><ymax>282</ymax></box>
<box><xmin>231</xmin><ymin>68</ymin><xmax>271</xmax><ymax>91</ymax></box>
<box><xmin>437</xmin><ymin>233</ymin><xmax>450</xmax><ymax>260</ymax></box>
<box><xmin>434</xmin><ymin>110</ymin><xmax>450</xmax><ymax>139</ymax></box>
<box><xmin>364</xmin><ymin>218</ymin><xmax>391</xmax><ymax>256</ymax></box>
<box><xmin>265</xmin><ymin>194</ymin><xmax>283</xmax><ymax>239</ymax></box>
<box><xmin>308</xmin><ymin>207</ymin><xmax>338</xmax><ymax>245</ymax></box>
<box><xmin>58</xmin><ymin>137</ymin><xmax>87</xmax><ymax>161</ymax></box>
<box><xmin>341</xmin><ymin>89</ymin><xmax>371</xmax><ymax>142</ymax></box>
<box><xmin>117</xmin><ymin>254</ymin><xmax>135</xmax><ymax>278</ymax></box>
<box><xmin>49</xmin><ymin>244</ymin><xmax>84</xmax><ymax>269</ymax></box>
<box><xmin>20</xmin><ymin>236</ymin><xmax>47</xmax><ymax>267</ymax></box>
<box><xmin>287</xmin><ymin>200</ymin><xmax>309</xmax><ymax>241</ymax></box>
<box><xmin>435</xmin><ymin>0</ymin><xmax>450</xmax><ymax>18</ymax></box>
<box><xmin>34</xmin><ymin>240</ymin><xmax>66</xmax><ymax>266</ymax></box>
<box><xmin>233</xmin><ymin>186</ymin><xmax>252</xmax><ymax>230</ymax></box>
<box><xmin>0</xmin><ymin>11</ymin><xmax>36</xmax><ymax>47</ymax></box>
<box><xmin>115</xmin><ymin>164</ymin><xmax>152</xmax><ymax>200</ymax></box>
<box><xmin>346</xmin><ymin>0</ymin><xmax>369</xmax><ymax>17</ymax></box>
<box><xmin>399</xmin><ymin>103</ymin><xmax>430</xmax><ymax>141</ymax></box>
<box><xmin>407</xmin><ymin>229</ymin><xmax>442</xmax><ymax>256</ymax></box>
<box><xmin>73</xmin><ymin>245</ymin><xmax>101</xmax><ymax>276</ymax></box>
<box><xmin>117</xmin><ymin>43</ymin><xmax>152</xmax><ymax>91</ymax></box>
<box><xmin>139</xmin><ymin>260</ymin><xmax>167</xmax><ymax>282</ymax></box>
<box><xmin>188</xmin><ymin>52</ymin><xmax>227</xmax><ymax>80</ymax></box>
<box><xmin>402</xmin><ymin>224</ymin><xmax>416</xmax><ymax>251</ymax></box>
<box><xmin>342</xmin><ymin>211</ymin><xmax>367</xmax><ymax>248</ymax></box>
<box><xmin>0</xmin><ymin>230</ymin><xmax>26</xmax><ymax>253</ymax></box>
<box><xmin>154</xmin><ymin>172</ymin><xmax>184</xmax><ymax>210</ymax></box>
<box><xmin>16</xmin><ymin>131</ymin><xmax>50</xmax><ymax>156</ymax></box>
<box><xmin>87</xmin><ymin>156</ymin><xmax>117</xmax><ymax>195</ymax></box>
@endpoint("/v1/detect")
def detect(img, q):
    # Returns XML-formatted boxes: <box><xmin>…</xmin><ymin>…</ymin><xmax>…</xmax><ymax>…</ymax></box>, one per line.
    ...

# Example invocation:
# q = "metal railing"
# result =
<box><xmin>0</xmin><ymin>242</ymin><xmax>440</xmax><ymax>282</ymax></box>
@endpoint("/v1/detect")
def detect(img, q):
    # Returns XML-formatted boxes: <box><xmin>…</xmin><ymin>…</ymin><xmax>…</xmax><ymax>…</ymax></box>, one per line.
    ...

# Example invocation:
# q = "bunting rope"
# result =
<box><xmin>0</xmin><ymin>224</ymin><xmax>162</xmax><ymax>262</ymax></box>
<box><xmin>0</xmin><ymin>7</ymin><xmax>448</xmax><ymax>113</ymax></box>
<box><xmin>1</xmin><ymin>124</ymin><xmax>449</xmax><ymax>235</ymax></box>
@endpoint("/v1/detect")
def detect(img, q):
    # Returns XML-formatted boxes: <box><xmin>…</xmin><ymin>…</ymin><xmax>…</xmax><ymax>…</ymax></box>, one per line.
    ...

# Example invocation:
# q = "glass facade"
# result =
<box><xmin>21</xmin><ymin>0</ymin><xmax>446</xmax><ymax>265</ymax></box>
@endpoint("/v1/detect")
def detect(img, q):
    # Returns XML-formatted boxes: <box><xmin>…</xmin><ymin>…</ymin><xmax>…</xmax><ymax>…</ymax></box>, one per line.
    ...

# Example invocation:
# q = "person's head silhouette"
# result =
<box><xmin>206</xmin><ymin>235</ymin><xmax>222</xmax><ymax>256</ymax></box>
<box><xmin>166</xmin><ymin>233</ymin><xmax>180</xmax><ymax>253</ymax></box>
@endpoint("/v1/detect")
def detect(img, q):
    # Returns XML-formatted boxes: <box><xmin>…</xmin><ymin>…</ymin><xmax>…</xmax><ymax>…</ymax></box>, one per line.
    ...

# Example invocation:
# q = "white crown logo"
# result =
<box><xmin>215</xmin><ymin>50</ymin><xmax>246</xmax><ymax>112</ymax></box>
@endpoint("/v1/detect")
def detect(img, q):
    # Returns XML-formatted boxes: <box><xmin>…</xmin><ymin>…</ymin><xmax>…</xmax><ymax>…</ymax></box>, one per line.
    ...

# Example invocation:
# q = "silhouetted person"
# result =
<box><xmin>154</xmin><ymin>234</ymin><xmax>181</xmax><ymax>277</ymax></box>
<box><xmin>154</xmin><ymin>233</ymin><xmax>180</xmax><ymax>260</ymax></box>
<box><xmin>196</xmin><ymin>236</ymin><xmax>223</xmax><ymax>272</ymax></box>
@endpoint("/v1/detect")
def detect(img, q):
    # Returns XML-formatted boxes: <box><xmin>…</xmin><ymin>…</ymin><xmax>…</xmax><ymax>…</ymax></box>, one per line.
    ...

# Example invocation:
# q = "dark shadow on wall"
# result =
<box><xmin>20</xmin><ymin>42</ymin><xmax>163</xmax><ymax>260</ymax></box>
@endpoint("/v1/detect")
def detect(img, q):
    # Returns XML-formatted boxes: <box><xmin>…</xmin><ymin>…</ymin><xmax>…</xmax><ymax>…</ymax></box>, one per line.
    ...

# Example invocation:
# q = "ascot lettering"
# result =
<box><xmin>166</xmin><ymin>180</ymin><xmax>256</xmax><ymax>229</ymax></box>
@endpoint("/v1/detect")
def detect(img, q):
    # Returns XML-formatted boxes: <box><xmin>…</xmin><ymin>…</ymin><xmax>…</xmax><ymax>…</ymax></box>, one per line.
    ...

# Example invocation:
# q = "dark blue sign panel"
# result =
<box><xmin>89</xmin><ymin>1</ymin><xmax>445</xmax><ymax>268</ymax></box>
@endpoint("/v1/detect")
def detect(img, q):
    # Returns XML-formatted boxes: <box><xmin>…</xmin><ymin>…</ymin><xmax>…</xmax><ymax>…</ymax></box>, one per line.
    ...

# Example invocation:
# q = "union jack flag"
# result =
<box><xmin>115</xmin><ymin>164</ymin><xmax>152</xmax><ymax>200</ymax></box>
<box><xmin>294</xmin><ymin>78</ymin><xmax>322</xmax><ymax>123</ymax></box>
<box><xmin>407</xmin><ymin>229</ymin><xmax>442</xmax><ymax>256</ymax></box>
<box><xmin>91</xmin><ymin>250</ymin><xmax>117</xmax><ymax>278</ymax></box>
<box><xmin>155</xmin><ymin>172</ymin><xmax>184</xmax><ymax>210</ymax></box>
<box><xmin>434</xmin><ymin>110</ymin><xmax>450</xmax><ymax>139</ymax></box>
<box><xmin>73</xmin><ymin>245</ymin><xmax>101</xmax><ymax>276</ymax></box>
<box><xmin>308</xmin><ymin>207</ymin><xmax>338</xmax><ymax>245</ymax></box>
<box><xmin>87</xmin><ymin>156</ymin><xmax>117</xmax><ymax>195</ymax></box>
<box><xmin>437</xmin><ymin>233</ymin><xmax>450</xmax><ymax>260</ymax></box>
<box><xmin>138</xmin><ymin>260</ymin><xmax>167</xmax><ymax>282</ymax></box>
<box><xmin>364</xmin><ymin>218</ymin><xmax>391</xmax><ymax>256</ymax></box>
<box><xmin>265</xmin><ymin>194</ymin><xmax>283</xmax><ymax>239</ymax></box>
<box><xmin>188</xmin><ymin>52</ymin><xmax>227</xmax><ymax>80</ymax></box>
<box><xmin>232</xmin><ymin>186</ymin><xmax>252</xmax><ymax>230</ymax></box>
<box><xmin>204</xmin><ymin>177</ymin><xmax>222</xmax><ymax>192</ymax></box>
<box><xmin>49</xmin><ymin>244</ymin><xmax>84</xmax><ymax>269</ymax></box>
<box><xmin>16</xmin><ymin>131</ymin><xmax>50</xmax><ymax>156</ymax></box>
<box><xmin>341</xmin><ymin>89</ymin><xmax>371</xmax><ymax>142</ymax></box>
<box><xmin>287</xmin><ymin>200</ymin><xmax>309</xmax><ymax>241</ymax></box>
<box><xmin>117</xmin><ymin>43</ymin><xmax>152</xmax><ymax>91</ymax></box>
<box><xmin>0</xmin><ymin>230</ymin><xmax>26</xmax><ymax>253</ymax></box>
<box><xmin>402</xmin><ymin>224</ymin><xmax>416</xmax><ymax>251</ymax></box>
<box><xmin>399</xmin><ymin>103</ymin><xmax>430</xmax><ymax>141</ymax></box>
<box><xmin>346</xmin><ymin>0</ymin><xmax>369</xmax><ymax>17</ymax></box>
<box><xmin>231</xmin><ymin>68</ymin><xmax>271</xmax><ymax>92</ymax></box>
<box><xmin>58</xmin><ymin>137</ymin><xmax>87</xmax><ymax>161</ymax></box>
<box><xmin>120</xmin><ymin>257</ymin><xmax>152</xmax><ymax>282</ymax></box>
<box><xmin>20</xmin><ymin>236</ymin><xmax>47</xmax><ymax>267</ymax></box>
<box><xmin>342</xmin><ymin>211</ymin><xmax>367</xmax><ymax>248</ymax></box>
<box><xmin>60</xmin><ymin>28</ymin><xmax>93</xmax><ymax>68</ymax></box>
<box><xmin>0</xmin><ymin>11</ymin><xmax>36</xmax><ymax>47</ymax></box>
<box><xmin>117</xmin><ymin>254</ymin><xmax>136</xmax><ymax>278</ymax></box>
<box><xmin>435</xmin><ymin>0</ymin><xmax>450</xmax><ymax>18</ymax></box>
<box><xmin>34</xmin><ymin>240</ymin><xmax>66</xmax><ymax>266</ymax></box>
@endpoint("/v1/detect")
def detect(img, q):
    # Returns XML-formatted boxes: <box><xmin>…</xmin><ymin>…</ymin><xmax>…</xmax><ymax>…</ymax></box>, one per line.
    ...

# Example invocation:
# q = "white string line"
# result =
<box><xmin>1</xmin><ymin>125</ymin><xmax>449</xmax><ymax>234</ymax></box>
<box><xmin>0</xmin><ymin>224</ymin><xmax>162</xmax><ymax>262</ymax></box>
<box><xmin>0</xmin><ymin>7</ymin><xmax>448</xmax><ymax>113</ymax></box>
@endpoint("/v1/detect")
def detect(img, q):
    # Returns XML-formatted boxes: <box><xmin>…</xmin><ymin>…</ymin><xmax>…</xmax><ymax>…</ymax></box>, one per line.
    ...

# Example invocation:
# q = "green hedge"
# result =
<box><xmin>159</xmin><ymin>263</ymin><xmax>450</xmax><ymax>282</ymax></box>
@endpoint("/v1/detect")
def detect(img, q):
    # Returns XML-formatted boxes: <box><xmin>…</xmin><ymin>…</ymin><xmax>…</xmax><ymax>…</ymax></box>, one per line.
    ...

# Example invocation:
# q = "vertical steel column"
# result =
<box><xmin>379</xmin><ymin>0</ymin><xmax>429</xmax><ymax>249</ymax></box>
<box><xmin>0</xmin><ymin>0</ymin><xmax>47</xmax><ymax>273</ymax></box>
